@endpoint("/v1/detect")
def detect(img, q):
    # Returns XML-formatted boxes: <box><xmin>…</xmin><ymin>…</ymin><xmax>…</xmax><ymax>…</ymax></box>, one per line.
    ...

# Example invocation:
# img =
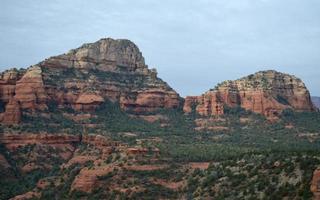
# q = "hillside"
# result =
<box><xmin>0</xmin><ymin>38</ymin><xmax>181</xmax><ymax>125</ymax></box>
<box><xmin>0</xmin><ymin>38</ymin><xmax>320</xmax><ymax>200</ymax></box>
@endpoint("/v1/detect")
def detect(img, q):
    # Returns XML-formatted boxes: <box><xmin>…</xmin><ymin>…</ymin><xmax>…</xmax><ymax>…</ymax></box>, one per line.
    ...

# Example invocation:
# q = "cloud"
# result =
<box><xmin>0</xmin><ymin>0</ymin><xmax>319</xmax><ymax>96</ymax></box>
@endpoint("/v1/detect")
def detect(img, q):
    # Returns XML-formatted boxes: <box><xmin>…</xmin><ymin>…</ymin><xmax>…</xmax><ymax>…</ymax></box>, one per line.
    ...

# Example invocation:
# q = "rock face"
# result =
<box><xmin>0</xmin><ymin>38</ymin><xmax>315</xmax><ymax>125</ymax></box>
<box><xmin>311</xmin><ymin>168</ymin><xmax>320</xmax><ymax>200</ymax></box>
<box><xmin>71</xmin><ymin>165</ymin><xmax>114</xmax><ymax>193</ymax></box>
<box><xmin>1</xmin><ymin>98</ymin><xmax>21</xmax><ymax>124</ymax></box>
<box><xmin>0</xmin><ymin>133</ymin><xmax>80</xmax><ymax>151</ymax></box>
<box><xmin>73</xmin><ymin>93</ymin><xmax>104</xmax><ymax>111</ymax></box>
<box><xmin>184</xmin><ymin>70</ymin><xmax>315</xmax><ymax>118</ymax></box>
<box><xmin>0</xmin><ymin>133</ymin><xmax>121</xmax><ymax>152</ymax></box>
<box><xmin>0</xmin><ymin>66</ymin><xmax>48</xmax><ymax>124</ymax></box>
<box><xmin>0</xmin><ymin>69</ymin><xmax>24</xmax><ymax>124</ymax></box>
<box><xmin>312</xmin><ymin>97</ymin><xmax>320</xmax><ymax>110</ymax></box>
<box><xmin>14</xmin><ymin>66</ymin><xmax>48</xmax><ymax>111</ymax></box>
<box><xmin>9</xmin><ymin>191</ymin><xmax>41</xmax><ymax>200</ymax></box>
<box><xmin>0</xmin><ymin>38</ymin><xmax>181</xmax><ymax>124</ymax></box>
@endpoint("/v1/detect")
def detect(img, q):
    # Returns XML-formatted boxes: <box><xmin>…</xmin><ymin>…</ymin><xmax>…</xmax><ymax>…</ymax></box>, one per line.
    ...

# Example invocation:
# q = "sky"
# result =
<box><xmin>0</xmin><ymin>0</ymin><xmax>319</xmax><ymax>97</ymax></box>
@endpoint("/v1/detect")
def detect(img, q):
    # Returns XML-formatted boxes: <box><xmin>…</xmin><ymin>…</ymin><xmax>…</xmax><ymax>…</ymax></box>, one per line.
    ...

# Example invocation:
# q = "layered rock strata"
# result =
<box><xmin>0</xmin><ymin>38</ymin><xmax>181</xmax><ymax>124</ymax></box>
<box><xmin>184</xmin><ymin>70</ymin><xmax>315</xmax><ymax>118</ymax></box>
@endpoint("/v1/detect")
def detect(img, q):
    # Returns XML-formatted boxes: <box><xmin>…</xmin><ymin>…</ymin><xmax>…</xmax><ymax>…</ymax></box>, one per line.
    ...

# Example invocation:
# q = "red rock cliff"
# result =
<box><xmin>311</xmin><ymin>168</ymin><xmax>320</xmax><ymax>200</ymax></box>
<box><xmin>184</xmin><ymin>70</ymin><xmax>315</xmax><ymax>118</ymax></box>
<box><xmin>0</xmin><ymin>133</ymin><xmax>80</xmax><ymax>150</ymax></box>
<box><xmin>0</xmin><ymin>38</ymin><xmax>181</xmax><ymax>124</ymax></box>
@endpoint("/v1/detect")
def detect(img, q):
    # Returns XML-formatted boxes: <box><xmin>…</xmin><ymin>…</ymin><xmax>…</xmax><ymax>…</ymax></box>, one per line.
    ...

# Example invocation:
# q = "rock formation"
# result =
<box><xmin>184</xmin><ymin>70</ymin><xmax>315</xmax><ymax>118</ymax></box>
<box><xmin>71</xmin><ymin>165</ymin><xmax>114</xmax><ymax>193</ymax></box>
<box><xmin>1</xmin><ymin>98</ymin><xmax>21</xmax><ymax>124</ymax></box>
<box><xmin>0</xmin><ymin>133</ymin><xmax>122</xmax><ymax>152</ymax></box>
<box><xmin>0</xmin><ymin>133</ymin><xmax>80</xmax><ymax>151</ymax></box>
<box><xmin>311</xmin><ymin>168</ymin><xmax>320</xmax><ymax>200</ymax></box>
<box><xmin>0</xmin><ymin>38</ymin><xmax>181</xmax><ymax>124</ymax></box>
<box><xmin>0</xmin><ymin>38</ymin><xmax>316</xmax><ymax>125</ymax></box>
<box><xmin>14</xmin><ymin>66</ymin><xmax>48</xmax><ymax>111</ymax></box>
<box><xmin>9</xmin><ymin>191</ymin><xmax>41</xmax><ymax>200</ymax></box>
<box><xmin>0</xmin><ymin>133</ymin><xmax>161</xmax><ymax>196</ymax></box>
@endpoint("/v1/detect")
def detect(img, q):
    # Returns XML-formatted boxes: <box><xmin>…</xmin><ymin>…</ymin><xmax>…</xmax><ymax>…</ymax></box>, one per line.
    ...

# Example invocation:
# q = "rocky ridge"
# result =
<box><xmin>0</xmin><ymin>38</ymin><xmax>316</xmax><ymax>126</ymax></box>
<box><xmin>0</xmin><ymin>38</ymin><xmax>181</xmax><ymax>124</ymax></box>
<box><xmin>184</xmin><ymin>70</ymin><xmax>315</xmax><ymax>119</ymax></box>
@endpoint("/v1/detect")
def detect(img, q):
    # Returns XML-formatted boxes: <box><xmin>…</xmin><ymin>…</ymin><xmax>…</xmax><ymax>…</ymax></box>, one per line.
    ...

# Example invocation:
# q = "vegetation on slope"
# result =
<box><xmin>0</xmin><ymin>102</ymin><xmax>320</xmax><ymax>199</ymax></box>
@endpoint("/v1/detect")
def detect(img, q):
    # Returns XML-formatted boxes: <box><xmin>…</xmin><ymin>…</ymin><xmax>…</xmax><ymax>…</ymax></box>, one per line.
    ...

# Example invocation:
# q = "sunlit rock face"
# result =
<box><xmin>0</xmin><ymin>38</ymin><xmax>181</xmax><ymax>124</ymax></box>
<box><xmin>184</xmin><ymin>70</ymin><xmax>315</xmax><ymax>119</ymax></box>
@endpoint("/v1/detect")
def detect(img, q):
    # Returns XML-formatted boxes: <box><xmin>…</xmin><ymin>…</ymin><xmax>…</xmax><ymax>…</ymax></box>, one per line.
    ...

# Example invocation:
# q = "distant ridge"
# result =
<box><xmin>312</xmin><ymin>96</ymin><xmax>320</xmax><ymax>109</ymax></box>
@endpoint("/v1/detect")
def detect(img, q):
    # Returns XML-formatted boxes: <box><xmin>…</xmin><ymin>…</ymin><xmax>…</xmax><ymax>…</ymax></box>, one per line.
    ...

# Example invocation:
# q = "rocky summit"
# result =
<box><xmin>184</xmin><ymin>70</ymin><xmax>315</xmax><ymax>119</ymax></box>
<box><xmin>0</xmin><ymin>38</ymin><xmax>181</xmax><ymax>124</ymax></box>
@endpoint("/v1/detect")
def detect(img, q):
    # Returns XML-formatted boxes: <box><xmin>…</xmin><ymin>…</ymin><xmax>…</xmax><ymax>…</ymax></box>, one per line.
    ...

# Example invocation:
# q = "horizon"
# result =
<box><xmin>1</xmin><ymin>0</ymin><xmax>319</xmax><ymax>96</ymax></box>
<box><xmin>0</xmin><ymin>37</ymin><xmax>318</xmax><ymax>98</ymax></box>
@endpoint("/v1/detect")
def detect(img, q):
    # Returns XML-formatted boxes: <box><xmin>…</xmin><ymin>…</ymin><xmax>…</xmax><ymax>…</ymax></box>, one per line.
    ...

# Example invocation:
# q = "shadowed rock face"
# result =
<box><xmin>0</xmin><ymin>98</ymin><xmax>21</xmax><ymax>124</ymax></box>
<box><xmin>0</xmin><ymin>38</ymin><xmax>181</xmax><ymax>124</ymax></box>
<box><xmin>184</xmin><ymin>70</ymin><xmax>315</xmax><ymax>118</ymax></box>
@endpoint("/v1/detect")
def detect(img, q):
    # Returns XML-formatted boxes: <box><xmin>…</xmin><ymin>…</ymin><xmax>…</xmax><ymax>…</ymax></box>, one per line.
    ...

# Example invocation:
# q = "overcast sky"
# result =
<box><xmin>0</xmin><ymin>0</ymin><xmax>319</xmax><ymax>96</ymax></box>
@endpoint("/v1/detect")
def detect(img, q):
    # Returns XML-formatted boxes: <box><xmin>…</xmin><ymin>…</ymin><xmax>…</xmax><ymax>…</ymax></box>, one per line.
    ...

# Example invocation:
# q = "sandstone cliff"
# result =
<box><xmin>0</xmin><ymin>38</ymin><xmax>181</xmax><ymax>124</ymax></box>
<box><xmin>184</xmin><ymin>70</ymin><xmax>315</xmax><ymax>118</ymax></box>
